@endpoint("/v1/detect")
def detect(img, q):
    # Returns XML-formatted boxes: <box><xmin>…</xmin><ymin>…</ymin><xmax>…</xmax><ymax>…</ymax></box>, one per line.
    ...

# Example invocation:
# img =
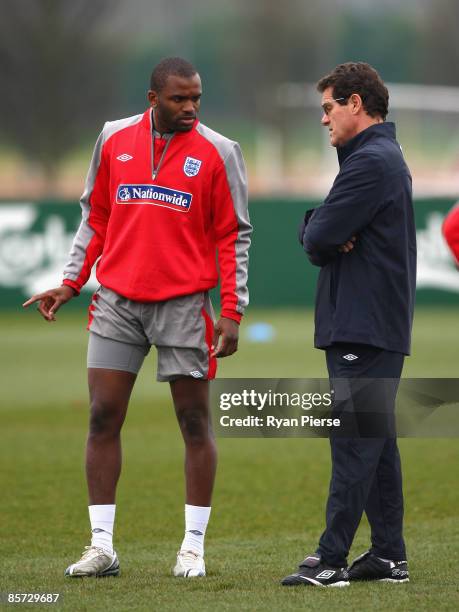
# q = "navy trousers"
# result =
<box><xmin>317</xmin><ymin>343</ymin><xmax>407</xmax><ymax>567</ymax></box>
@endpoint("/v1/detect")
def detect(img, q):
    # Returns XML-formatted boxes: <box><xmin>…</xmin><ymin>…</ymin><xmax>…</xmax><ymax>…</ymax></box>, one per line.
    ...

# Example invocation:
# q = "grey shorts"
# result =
<box><xmin>87</xmin><ymin>285</ymin><xmax>217</xmax><ymax>382</ymax></box>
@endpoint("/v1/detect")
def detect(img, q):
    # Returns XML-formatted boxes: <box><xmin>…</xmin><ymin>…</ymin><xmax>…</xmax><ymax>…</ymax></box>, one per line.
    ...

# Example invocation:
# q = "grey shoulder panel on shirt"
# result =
<box><xmin>195</xmin><ymin>122</ymin><xmax>236</xmax><ymax>162</ymax></box>
<box><xmin>102</xmin><ymin>113</ymin><xmax>144</xmax><ymax>144</ymax></box>
<box><xmin>196</xmin><ymin>122</ymin><xmax>251</xmax><ymax>316</ymax></box>
<box><xmin>63</xmin><ymin>114</ymin><xmax>143</xmax><ymax>284</ymax></box>
<box><xmin>80</xmin><ymin>113</ymin><xmax>144</xmax><ymax>220</ymax></box>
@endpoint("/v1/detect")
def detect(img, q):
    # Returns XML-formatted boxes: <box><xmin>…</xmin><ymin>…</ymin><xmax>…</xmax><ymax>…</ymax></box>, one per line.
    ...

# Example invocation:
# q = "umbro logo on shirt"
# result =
<box><xmin>342</xmin><ymin>353</ymin><xmax>358</xmax><ymax>361</ymax></box>
<box><xmin>117</xmin><ymin>153</ymin><xmax>133</xmax><ymax>162</ymax></box>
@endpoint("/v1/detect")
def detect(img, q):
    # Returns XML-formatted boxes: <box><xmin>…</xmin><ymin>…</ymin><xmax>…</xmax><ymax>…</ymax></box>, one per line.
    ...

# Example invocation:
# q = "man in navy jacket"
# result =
<box><xmin>282</xmin><ymin>63</ymin><xmax>416</xmax><ymax>588</ymax></box>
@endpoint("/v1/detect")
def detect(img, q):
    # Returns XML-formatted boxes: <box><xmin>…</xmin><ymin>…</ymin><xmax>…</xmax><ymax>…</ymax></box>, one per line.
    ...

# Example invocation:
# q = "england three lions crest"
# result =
<box><xmin>183</xmin><ymin>156</ymin><xmax>202</xmax><ymax>177</ymax></box>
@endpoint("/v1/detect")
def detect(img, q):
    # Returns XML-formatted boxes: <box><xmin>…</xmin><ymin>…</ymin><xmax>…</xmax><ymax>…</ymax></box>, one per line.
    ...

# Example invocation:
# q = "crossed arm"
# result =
<box><xmin>298</xmin><ymin>152</ymin><xmax>383</xmax><ymax>266</ymax></box>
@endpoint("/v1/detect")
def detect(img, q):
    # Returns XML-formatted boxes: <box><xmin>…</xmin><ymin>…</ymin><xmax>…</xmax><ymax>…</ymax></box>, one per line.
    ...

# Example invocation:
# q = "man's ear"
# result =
<box><xmin>350</xmin><ymin>93</ymin><xmax>363</xmax><ymax>115</ymax></box>
<box><xmin>147</xmin><ymin>90</ymin><xmax>158</xmax><ymax>108</ymax></box>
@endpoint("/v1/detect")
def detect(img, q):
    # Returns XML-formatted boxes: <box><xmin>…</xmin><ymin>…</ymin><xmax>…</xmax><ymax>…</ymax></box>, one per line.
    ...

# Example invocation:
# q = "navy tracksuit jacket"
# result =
<box><xmin>299</xmin><ymin>122</ymin><xmax>416</xmax><ymax>355</ymax></box>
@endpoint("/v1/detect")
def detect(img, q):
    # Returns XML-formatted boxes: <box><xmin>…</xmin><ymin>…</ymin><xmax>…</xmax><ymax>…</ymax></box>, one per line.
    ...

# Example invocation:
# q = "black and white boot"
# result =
<box><xmin>281</xmin><ymin>554</ymin><xmax>349</xmax><ymax>587</ymax></box>
<box><xmin>348</xmin><ymin>551</ymin><xmax>409</xmax><ymax>583</ymax></box>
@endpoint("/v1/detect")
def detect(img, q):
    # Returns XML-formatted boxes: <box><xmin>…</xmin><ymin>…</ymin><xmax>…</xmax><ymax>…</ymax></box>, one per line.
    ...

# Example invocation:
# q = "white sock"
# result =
<box><xmin>89</xmin><ymin>504</ymin><xmax>116</xmax><ymax>554</ymax></box>
<box><xmin>180</xmin><ymin>504</ymin><xmax>211</xmax><ymax>557</ymax></box>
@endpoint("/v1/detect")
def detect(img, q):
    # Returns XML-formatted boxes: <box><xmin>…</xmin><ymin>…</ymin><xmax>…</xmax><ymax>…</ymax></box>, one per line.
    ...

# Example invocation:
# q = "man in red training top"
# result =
<box><xmin>23</xmin><ymin>57</ymin><xmax>252</xmax><ymax>579</ymax></box>
<box><xmin>443</xmin><ymin>202</ymin><xmax>459</xmax><ymax>265</ymax></box>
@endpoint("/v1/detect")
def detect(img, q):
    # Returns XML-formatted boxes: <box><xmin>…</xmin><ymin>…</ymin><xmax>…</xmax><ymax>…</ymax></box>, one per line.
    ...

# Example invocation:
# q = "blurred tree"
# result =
<box><xmin>0</xmin><ymin>0</ymin><xmax>123</xmax><ymax>192</ymax></box>
<box><xmin>421</xmin><ymin>0</ymin><xmax>459</xmax><ymax>86</ymax></box>
<box><xmin>334</xmin><ymin>10</ymin><xmax>422</xmax><ymax>83</ymax></box>
<box><xmin>216</xmin><ymin>0</ymin><xmax>335</xmax><ymax>120</ymax></box>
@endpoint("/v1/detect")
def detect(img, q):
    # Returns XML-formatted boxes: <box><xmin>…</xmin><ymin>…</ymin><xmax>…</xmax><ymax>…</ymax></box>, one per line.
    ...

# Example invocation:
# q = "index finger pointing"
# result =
<box><xmin>22</xmin><ymin>294</ymin><xmax>43</xmax><ymax>308</ymax></box>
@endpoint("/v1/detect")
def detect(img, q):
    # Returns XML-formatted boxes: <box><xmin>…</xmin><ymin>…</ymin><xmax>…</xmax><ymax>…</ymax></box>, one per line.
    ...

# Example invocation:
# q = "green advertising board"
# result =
<box><xmin>0</xmin><ymin>198</ymin><xmax>458</xmax><ymax>310</ymax></box>
<box><xmin>248</xmin><ymin>197</ymin><xmax>459</xmax><ymax>306</ymax></box>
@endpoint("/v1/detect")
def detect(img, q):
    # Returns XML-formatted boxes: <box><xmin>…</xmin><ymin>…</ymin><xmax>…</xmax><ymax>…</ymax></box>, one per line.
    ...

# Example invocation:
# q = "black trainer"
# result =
<box><xmin>348</xmin><ymin>551</ymin><xmax>409</xmax><ymax>583</ymax></box>
<box><xmin>281</xmin><ymin>554</ymin><xmax>350</xmax><ymax>587</ymax></box>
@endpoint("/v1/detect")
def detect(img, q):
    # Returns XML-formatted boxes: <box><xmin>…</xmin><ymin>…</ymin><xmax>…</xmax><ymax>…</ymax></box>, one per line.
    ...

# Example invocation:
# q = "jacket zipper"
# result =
<box><xmin>151</xmin><ymin>114</ymin><xmax>174</xmax><ymax>180</ymax></box>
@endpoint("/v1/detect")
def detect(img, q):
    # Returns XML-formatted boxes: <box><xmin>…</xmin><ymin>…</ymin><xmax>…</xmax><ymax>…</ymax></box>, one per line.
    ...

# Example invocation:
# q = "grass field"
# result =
<box><xmin>1</xmin><ymin>307</ymin><xmax>458</xmax><ymax>611</ymax></box>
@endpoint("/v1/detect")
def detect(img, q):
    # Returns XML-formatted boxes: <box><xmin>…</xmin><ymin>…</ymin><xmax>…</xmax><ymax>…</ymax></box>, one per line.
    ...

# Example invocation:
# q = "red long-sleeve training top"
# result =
<box><xmin>63</xmin><ymin>109</ymin><xmax>252</xmax><ymax>322</ymax></box>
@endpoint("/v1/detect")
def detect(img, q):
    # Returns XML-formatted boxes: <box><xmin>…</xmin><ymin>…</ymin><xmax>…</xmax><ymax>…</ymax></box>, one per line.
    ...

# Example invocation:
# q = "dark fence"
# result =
<box><xmin>0</xmin><ymin>198</ymin><xmax>458</xmax><ymax>310</ymax></box>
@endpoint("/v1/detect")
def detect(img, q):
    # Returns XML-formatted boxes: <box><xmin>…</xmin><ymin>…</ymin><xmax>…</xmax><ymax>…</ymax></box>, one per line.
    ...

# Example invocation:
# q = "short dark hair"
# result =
<box><xmin>150</xmin><ymin>57</ymin><xmax>197</xmax><ymax>92</ymax></box>
<box><xmin>317</xmin><ymin>62</ymin><xmax>389</xmax><ymax>120</ymax></box>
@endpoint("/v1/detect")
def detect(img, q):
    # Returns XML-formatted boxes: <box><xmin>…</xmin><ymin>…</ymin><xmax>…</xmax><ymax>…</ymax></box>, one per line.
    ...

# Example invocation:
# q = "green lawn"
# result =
<box><xmin>0</xmin><ymin>307</ymin><xmax>458</xmax><ymax>611</ymax></box>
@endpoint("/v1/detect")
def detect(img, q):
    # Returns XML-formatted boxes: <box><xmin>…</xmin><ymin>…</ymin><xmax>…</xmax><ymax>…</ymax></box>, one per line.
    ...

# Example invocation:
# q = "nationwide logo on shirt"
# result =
<box><xmin>116</xmin><ymin>184</ymin><xmax>192</xmax><ymax>212</ymax></box>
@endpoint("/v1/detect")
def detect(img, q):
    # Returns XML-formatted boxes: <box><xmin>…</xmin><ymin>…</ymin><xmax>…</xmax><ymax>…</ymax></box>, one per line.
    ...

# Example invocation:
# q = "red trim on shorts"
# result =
<box><xmin>201</xmin><ymin>306</ymin><xmax>217</xmax><ymax>380</ymax></box>
<box><xmin>87</xmin><ymin>293</ymin><xmax>98</xmax><ymax>331</ymax></box>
